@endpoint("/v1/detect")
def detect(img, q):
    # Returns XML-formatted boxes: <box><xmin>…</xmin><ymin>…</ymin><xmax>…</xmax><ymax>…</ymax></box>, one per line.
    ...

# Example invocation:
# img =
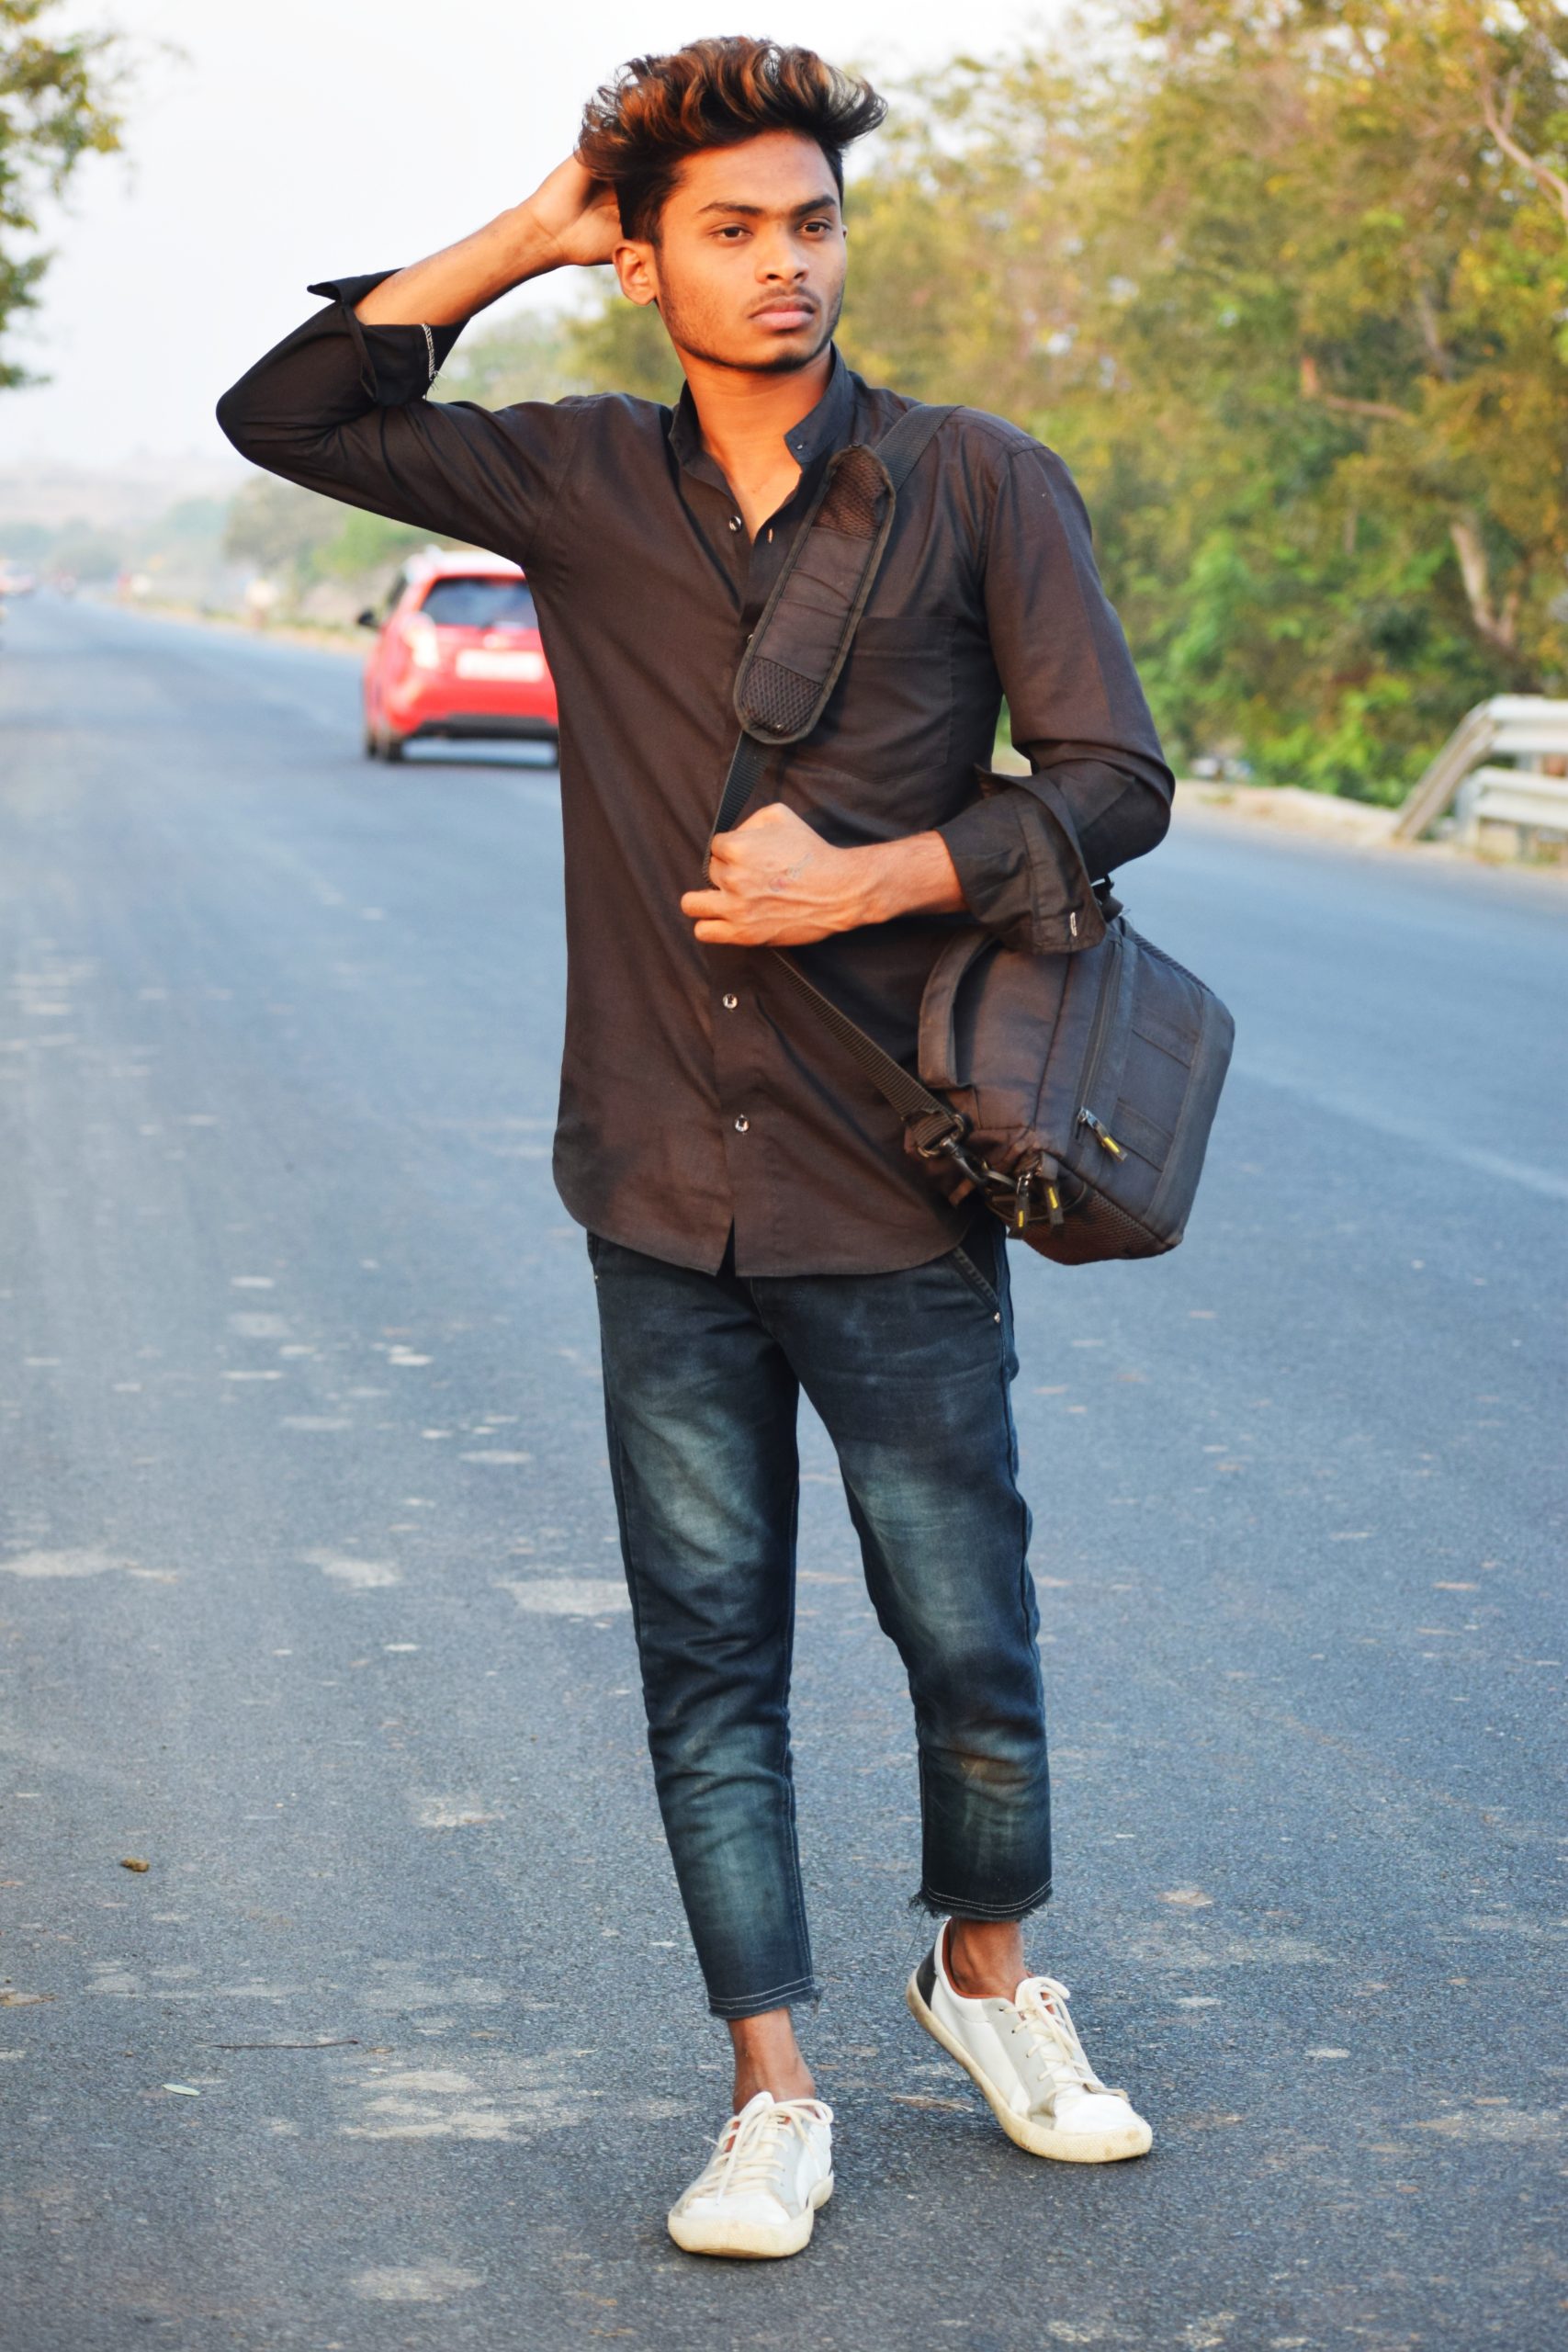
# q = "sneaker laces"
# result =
<box><xmin>1010</xmin><ymin>1975</ymin><xmax>1127</xmax><ymax>2104</ymax></box>
<box><xmin>678</xmin><ymin>2093</ymin><xmax>833</xmax><ymax>2210</ymax></box>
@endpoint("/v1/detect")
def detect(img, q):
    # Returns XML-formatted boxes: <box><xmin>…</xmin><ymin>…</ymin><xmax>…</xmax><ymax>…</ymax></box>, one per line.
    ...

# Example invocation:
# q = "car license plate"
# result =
<box><xmin>455</xmin><ymin>649</ymin><xmax>546</xmax><ymax>682</ymax></box>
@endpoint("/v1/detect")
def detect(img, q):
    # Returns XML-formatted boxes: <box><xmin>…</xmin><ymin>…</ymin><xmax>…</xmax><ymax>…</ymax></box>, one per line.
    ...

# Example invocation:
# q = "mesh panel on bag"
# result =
<box><xmin>1026</xmin><ymin>1188</ymin><xmax>1164</xmax><ymax>1266</ymax></box>
<box><xmin>818</xmin><ymin>448</ymin><xmax>886</xmax><ymax>537</ymax></box>
<box><xmin>745</xmin><ymin>658</ymin><xmax>820</xmax><ymax>737</ymax></box>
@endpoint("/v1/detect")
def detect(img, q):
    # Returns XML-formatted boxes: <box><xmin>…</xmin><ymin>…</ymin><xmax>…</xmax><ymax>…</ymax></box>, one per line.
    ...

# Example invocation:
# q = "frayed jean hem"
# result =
<box><xmin>908</xmin><ymin>1878</ymin><xmax>1053</xmax><ymax>1925</ymax></box>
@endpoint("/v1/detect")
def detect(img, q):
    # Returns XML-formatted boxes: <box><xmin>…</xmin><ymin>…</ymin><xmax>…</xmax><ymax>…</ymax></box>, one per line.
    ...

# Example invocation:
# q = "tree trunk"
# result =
<box><xmin>1448</xmin><ymin>510</ymin><xmax>1520</xmax><ymax>656</ymax></box>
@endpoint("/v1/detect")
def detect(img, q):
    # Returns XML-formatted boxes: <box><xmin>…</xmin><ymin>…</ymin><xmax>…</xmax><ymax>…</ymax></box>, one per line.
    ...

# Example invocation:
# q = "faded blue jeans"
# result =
<box><xmin>588</xmin><ymin>1214</ymin><xmax>1052</xmax><ymax>2020</ymax></box>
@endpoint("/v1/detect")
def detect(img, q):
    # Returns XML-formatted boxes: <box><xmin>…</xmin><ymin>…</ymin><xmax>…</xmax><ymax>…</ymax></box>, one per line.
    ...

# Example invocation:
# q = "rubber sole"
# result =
<box><xmin>906</xmin><ymin>1971</ymin><xmax>1153</xmax><ymax>2164</ymax></box>
<box><xmin>667</xmin><ymin>2171</ymin><xmax>833</xmax><ymax>2259</ymax></box>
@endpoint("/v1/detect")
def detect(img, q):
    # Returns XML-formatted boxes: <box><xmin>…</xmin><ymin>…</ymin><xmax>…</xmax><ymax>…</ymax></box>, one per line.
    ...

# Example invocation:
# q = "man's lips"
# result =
<box><xmin>750</xmin><ymin>299</ymin><xmax>817</xmax><ymax>329</ymax></box>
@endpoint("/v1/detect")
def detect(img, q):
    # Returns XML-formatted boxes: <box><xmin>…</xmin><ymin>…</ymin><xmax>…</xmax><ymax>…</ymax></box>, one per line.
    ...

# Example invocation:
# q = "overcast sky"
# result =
<box><xmin>0</xmin><ymin>2</ymin><xmax>1056</xmax><ymax>471</ymax></box>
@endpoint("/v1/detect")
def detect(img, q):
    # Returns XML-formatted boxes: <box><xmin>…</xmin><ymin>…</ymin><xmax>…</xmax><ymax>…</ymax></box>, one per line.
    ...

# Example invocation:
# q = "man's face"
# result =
<box><xmin>614</xmin><ymin>130</ymin><xmax>847</xmax><ymax>376</ymax></box>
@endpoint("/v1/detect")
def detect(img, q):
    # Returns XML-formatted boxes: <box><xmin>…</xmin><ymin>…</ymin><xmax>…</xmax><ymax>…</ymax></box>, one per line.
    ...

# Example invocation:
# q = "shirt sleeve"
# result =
<box><xmin>935</xmin><ymin>437</ymin><xmax>1175</xmax><ymax>955</ymax></box>
<box><xmin>214</xmin><ymin>270</ymin><xmax>579</xmax><ymax>567</ymax></box>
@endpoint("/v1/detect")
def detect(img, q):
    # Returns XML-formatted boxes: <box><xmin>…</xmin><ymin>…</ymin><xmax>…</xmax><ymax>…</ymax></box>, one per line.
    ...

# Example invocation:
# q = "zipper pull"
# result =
<box><xmin>1077</xmin><ymin>1107</ymin><xmax>1125</xmax><ymax>1159</ymax></box>
<box><xmin>1043</xmin><ymin>1181</ymin><xmax>1064</xmax><ymax>1227</ymax></box>
<box><xmin>1013</xmin><ymin>1170</ymin><xmax>1032</xmax><ymax>1233</ymax></box>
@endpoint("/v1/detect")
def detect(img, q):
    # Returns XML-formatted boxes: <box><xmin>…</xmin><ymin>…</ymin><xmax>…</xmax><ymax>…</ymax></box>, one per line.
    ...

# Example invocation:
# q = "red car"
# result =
<box><xmin>358</xmin><ymin>549</ymin><xmax>558</xmax><ymax>759</ymax></box>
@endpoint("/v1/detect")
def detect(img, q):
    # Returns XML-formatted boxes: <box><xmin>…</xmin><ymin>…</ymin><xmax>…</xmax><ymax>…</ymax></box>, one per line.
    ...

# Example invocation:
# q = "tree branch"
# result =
<box><xmin>1477</xmin><ymin>55</ymin><xmax>1568</xmax><ymax>231</ymax></box>
<box><xmin>1299</xmin><ymin>352</ymin><xmax>1416</xmax><ymax>423</ymax></box>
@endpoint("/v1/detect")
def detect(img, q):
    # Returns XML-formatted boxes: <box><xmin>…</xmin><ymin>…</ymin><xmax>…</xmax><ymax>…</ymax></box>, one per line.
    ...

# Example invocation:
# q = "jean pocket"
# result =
<box><xmin>947</xmin><ymin>1238</ymin><xmax>1002</xmax><ymax>1317</ymax></box>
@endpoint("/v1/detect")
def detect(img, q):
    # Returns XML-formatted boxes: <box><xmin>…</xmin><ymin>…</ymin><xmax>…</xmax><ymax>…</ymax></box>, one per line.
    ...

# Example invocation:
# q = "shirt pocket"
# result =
<box><xmin>812</xmin><ymin>613</ymin><xmax>954</xmax><ymax>782</ymax></box>
<box><xmin>780</xmin><ymin>755</ymin><xmax>953</xmax><ymax>851</ymax></box>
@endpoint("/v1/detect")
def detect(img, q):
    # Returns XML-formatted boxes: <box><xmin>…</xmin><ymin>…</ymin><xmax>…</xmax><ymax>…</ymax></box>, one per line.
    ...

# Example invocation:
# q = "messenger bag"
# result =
<box><xmin>706</xmin><ymin>402</ymin><xmax>1235</xmax><ymax>1267</ymax></box>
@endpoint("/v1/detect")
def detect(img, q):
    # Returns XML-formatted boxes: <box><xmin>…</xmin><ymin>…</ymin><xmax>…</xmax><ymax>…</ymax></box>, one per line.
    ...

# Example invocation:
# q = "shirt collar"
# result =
<box><xmin>667</xmin><ymin>344</ymin><xmax>858</xmax><ymax>479</ymax></box>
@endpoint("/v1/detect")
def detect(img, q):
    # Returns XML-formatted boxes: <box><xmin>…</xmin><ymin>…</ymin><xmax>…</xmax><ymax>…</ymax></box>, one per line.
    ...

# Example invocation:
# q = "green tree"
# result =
<box><xmin>1</xmin><ymin>1</ymin><xmax>124</xmax><ymax>388</ymax></box>
<box><xmin>1094</xmin><ymin>0</ymin><xmax>1568</xmax><ymax>793</ymax></box>
<box><xmin>221</xmin><ymin>474</ymin><xmax>344</xmax><ymax>581</ymax></box>
<box><xmin>562</xmin><ymin>290</ymin><xmax>683</xmax><ymax>403</ymax></box>
<box><xmin>434</xmin><ymin>280</ymin><xmax>683</xmax><ymax>408</ymax></box>
<box><xmin>221</xmin><ymin>472</ymin><xmax>455</xmax><ymax>607</ymax></box>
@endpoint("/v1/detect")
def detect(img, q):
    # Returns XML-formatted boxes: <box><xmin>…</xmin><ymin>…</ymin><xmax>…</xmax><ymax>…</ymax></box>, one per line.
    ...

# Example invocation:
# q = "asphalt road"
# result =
<box><xmin>1</xmin><ymin>592</ymin><xmax>1564</xmax><ymax>2352</ymax></box>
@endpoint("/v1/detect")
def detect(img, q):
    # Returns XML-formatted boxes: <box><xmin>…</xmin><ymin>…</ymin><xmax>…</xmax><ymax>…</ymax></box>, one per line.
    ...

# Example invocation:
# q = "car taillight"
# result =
<box><xmin>403</xmin><ymin>615</ymin><xmax>441</xmax><ymax>671</ymax></box>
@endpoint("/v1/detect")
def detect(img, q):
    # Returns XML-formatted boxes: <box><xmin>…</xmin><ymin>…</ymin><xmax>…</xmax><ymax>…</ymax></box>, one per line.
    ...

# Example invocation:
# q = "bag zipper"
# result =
<box><xmin>1076</xmin><ymin>926</ymin><xmax>1127</xmax><ymax>1159</ymax></box>
<box><xmin>1077</xmin><ymin>1106</ymin><xmax>1125</xmax><ymax>1159</ymax></box>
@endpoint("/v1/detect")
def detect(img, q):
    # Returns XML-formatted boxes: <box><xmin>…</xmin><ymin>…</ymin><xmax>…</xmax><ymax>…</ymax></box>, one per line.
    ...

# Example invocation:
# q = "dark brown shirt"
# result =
<box><xmin>217</xmin><ymin>274</ymin><xmax>1176</xmax><ymax>1274</ymax></box>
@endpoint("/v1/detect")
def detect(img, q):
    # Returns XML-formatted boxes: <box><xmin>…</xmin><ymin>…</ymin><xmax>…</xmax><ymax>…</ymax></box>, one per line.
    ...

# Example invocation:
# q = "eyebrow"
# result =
<box><xmin>694</xmin><ymin>194</ymin><xmax>840</xmax><ymax>220</ymax></box>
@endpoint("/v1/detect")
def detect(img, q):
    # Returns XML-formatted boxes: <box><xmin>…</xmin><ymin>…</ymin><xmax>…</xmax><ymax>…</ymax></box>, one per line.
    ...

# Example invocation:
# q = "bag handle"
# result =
<box><xmin>918</xmin><ymin>930</ymin><xmax>995</xmax><ymax>1091</ymax></box>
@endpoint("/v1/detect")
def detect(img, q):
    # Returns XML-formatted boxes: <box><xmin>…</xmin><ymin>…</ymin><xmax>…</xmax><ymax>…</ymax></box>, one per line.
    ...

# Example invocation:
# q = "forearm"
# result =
<box><xmin>844</xmin><ymin>830</ymin><xmax>967</xmax><ymax>925</ymax></box>
<box><xmin>353</xmin><ymin>203</ymin><xmax>562</xmax><ymax>327</ymax></box>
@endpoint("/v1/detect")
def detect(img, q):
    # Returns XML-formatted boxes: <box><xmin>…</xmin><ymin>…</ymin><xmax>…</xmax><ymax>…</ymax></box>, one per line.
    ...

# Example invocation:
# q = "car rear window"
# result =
<box><xmin>418</xmin><ymin>576</ymin><xmax>536</xmax><ymax>629</ymax></box>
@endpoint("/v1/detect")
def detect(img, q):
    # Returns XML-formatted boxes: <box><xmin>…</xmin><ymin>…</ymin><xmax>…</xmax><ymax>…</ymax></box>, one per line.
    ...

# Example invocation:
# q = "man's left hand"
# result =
<box><xmin>681</xmin><ymin>804</ymin><xmax>866</xmax><ymax>946</ymax></box>
<box><xmin>680</xmin><ymin>802</ymin><xmax>964</xmax><ymax>946</ymax></box>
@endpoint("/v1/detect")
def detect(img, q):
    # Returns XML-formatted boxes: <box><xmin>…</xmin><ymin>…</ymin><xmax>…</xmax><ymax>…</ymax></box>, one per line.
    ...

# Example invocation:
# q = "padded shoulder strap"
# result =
<box><xmin>874</xmin><ymin>401</ymin><xmax>955</xmax><ymax>492</ymax></box>
<box><xmin>730</xmin><ymin>403</ymin><xmax>956</xmax><ymax>748</ymax></box>
<box><xmin>711</xmin><ymin>405</ymin><xmax>954</xmax><ymax>848</ymax></box>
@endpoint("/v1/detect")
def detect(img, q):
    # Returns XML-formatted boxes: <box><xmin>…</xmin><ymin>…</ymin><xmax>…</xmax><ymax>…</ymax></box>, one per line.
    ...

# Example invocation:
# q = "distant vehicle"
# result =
<box><xmin>358</xmin><ymin>549</ymin><xmax>558</xmax><ymax>761</ymax></box>
<box><xmin>0</xmin><ymin>564</ymin><xmax>36</xmax><ymax>597</ymax></box>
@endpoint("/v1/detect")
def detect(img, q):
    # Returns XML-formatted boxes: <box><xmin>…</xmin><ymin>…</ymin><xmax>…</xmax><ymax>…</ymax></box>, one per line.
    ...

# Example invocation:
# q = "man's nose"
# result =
<box><xmin>758</xmin><ymin>238</ymin><xmax>808</xmax><ymax>281</ymax></box>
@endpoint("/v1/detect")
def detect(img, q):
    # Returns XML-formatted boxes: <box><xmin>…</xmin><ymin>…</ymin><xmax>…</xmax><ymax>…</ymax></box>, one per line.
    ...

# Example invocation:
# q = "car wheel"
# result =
<box><xmin>380</xmin><ymin>729</ymin><xmax>406</xmax><ymax>763</ymax></box>
<box><xmin>363</xmin><ymin>724</ymin><xmax>381</xmax><ymax>760</ymax></box>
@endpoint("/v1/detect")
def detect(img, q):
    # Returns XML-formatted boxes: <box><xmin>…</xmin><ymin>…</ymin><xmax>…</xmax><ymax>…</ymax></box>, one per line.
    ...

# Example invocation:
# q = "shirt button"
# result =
<box><xmin>721</xmin><ymin>992</ymin><xmax>739</xmax><ymax>1011</ymax></box>
<box><xmin>728</xmin><ymin>514</ymin><xmax>742</xmax><ymax>532</ymax></box>
<box><xmin>733</xmin><ymin>1114</ymin><xmax>750</xmax><ymax>1133</ymax></box>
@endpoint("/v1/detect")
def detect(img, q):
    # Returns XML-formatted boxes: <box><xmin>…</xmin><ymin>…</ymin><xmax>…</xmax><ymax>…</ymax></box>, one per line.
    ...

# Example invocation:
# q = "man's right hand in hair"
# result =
<box><xmin>521</xmin><ymin>155</ymin><xmax>623</xmax><ymax>269</ymax></box>
<box><xmin>354</xmin><ymin>155</ymin><xmax>620</xmax><ymax>328</ymax></box>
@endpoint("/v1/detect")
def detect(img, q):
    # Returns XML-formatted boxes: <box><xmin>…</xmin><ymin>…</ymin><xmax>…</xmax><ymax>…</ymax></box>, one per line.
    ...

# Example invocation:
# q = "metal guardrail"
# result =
<box><xmin>1454</xmin><ymin>764</ymin><xmax>1568</xmax><ymax>849</ymax></box>
<box><xmin>1392</xmin><ymin>695</ymin><xmax>1568</xmax><ymax>842</ymax></box>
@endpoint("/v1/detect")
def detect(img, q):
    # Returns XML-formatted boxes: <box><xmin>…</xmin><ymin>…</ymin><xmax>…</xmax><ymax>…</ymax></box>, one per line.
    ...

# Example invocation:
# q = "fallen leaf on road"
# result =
<box><xmin>162</xmin><ymin>2083</ymin><xmax>200</xmax><ymax>2097</ymax></box>
<box><xmin>120</xmin><ymin>1857</ymin><xmax>151</xmax><ymax>1872</ymax></box>
<box><xmin>890</xmin><ymin>2093</ymin><xmax>971</xmax><ymax>2111</ymax></box>
<box><xmin>1159</xmin><ymin>1888</ymin><xmax>1214</xmax><ymax>1908</ymax></box>
<box><xmin>0</xmin><ymin>1991</ymin><xmax>53</xmax><ymax>2007</ymax></box>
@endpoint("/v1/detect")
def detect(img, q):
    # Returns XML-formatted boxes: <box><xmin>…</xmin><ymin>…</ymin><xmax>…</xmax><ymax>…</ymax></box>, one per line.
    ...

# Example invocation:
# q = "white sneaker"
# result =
<box><xmin>907</xmin><ymin>1920</ymin><xmax>1152</xmax><ymax>2163</ymax></box>
<box><xmin>666</xmin><ymin>2089</ymin><xmax>835</xmax><ymax>2258</ymax></box>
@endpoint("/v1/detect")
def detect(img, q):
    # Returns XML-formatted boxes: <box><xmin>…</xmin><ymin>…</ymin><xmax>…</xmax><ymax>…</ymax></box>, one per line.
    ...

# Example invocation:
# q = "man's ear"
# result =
<box><xmin>614</xmin><ymin>241</ymin><xmax>660</xmax><ymax>310</ymax></box>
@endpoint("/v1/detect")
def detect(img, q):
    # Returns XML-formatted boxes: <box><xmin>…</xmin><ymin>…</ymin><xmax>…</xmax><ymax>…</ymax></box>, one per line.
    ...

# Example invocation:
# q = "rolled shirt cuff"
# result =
<box><xmin>936</xmin><ymin>767</ymin><xmax>1106</xmax><ymax>956</ymax></box>
<box><xmin>304</xmin><ymin>271</ymin><xmax>468</xmax><ymax>404</ymax></box>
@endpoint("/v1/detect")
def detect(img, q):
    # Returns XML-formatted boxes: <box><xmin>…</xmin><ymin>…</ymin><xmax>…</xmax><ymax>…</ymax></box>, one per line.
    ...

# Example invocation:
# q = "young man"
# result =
<box><xmin>219</xmin><ymin>36</ymin><xmax>1174</xmax><ymax>2258</ymax></box>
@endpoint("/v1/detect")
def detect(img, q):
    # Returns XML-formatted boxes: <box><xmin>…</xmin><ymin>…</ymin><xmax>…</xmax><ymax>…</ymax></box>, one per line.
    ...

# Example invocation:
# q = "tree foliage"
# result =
<box><xmin>434</xmin><ymin>308</ymin><xmax>589</xmax><ymax>407</ymax></box>
<box><xmin>221</xmin><ymin>472</ymin><xmax>446</xmax><ymax>603</ymax></box>
<box><xmin>0</xmin><ymin>0</ymin><xmax>123</xmax><ymax>389</ymax></box>
<box><xmin>435</xmin><ymin>295</ymin><xmax>681</xmax><ymax>410</ymax></box>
